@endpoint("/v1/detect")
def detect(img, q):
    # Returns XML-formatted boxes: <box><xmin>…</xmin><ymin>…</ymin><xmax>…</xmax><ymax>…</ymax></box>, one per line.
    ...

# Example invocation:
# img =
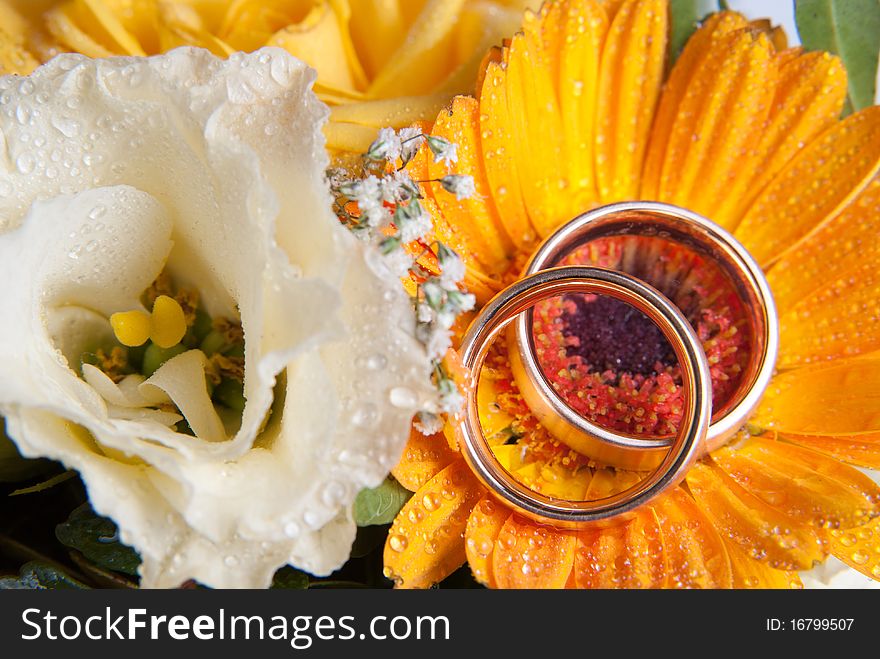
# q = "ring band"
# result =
<box><xmin>454</xmin><ymin>266</ymin><xmax>711</xmax><ymax>527</ymax></box>
<box><xmin>511</xmin><ymin>202</ymin><xmax>778</xmax><ymax>466</ymax></box>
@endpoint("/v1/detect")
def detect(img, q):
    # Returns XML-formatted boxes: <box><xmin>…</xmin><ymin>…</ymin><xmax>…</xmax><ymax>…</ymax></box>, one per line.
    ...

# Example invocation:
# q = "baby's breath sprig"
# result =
<box><xmin>328</xmin><ymin>128</ymin><xmax>475</xmax><ymax>433</ymax></box>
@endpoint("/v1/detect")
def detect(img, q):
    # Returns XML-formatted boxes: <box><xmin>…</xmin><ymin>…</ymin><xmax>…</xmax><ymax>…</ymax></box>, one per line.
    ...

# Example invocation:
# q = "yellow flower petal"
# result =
<box><xmin>348</xmin><ymin>0</ymin><xmax>407</xmax><ymax>79</ymax></box>
<box><xmin>384</xmin><ymin>459</ymin><xmax>484</xmax><ymax>589</ymax></box>
<box><xmin>713</xmin><ymin>438</ymin><xmax>880</xmax><ymax>530</ymax></box>
<box><xmin>391</xmin><ymin>426</ymin><xmax>460</xmax><ymax>493</ymax></box>
<box><xmin>573</xmin><ymin>508</ymin><xmax>665</xmax><ymax>588</ymax></box>
<box><xmin>328</xmin><ymin>93</ymin><xmax>449</xmax><ymax>127</ymax></box>
<box><xmin>780</xmin><ymin>432</ymin><xmax>880</xmax><ymax>470</ymax></box>
<box><xmin>426</xmin><ymin>96</ymin><xmax>513</xmax><ymax>276</ymax></box>
<box><xmin>45</xmin><ymin>3</ymin><xmax>116</xmax><ymax>58</ymax></box>
<box><xmin>492</xmin><ymin>515</ymin><xmax>576</xmax><ymax>589</ymax></box>
<box><xmin>652</xmin><ymin>487</ymin><xmax>733</xmax><ymax>588</ymax></box>
<box><xmin>777</xmin><ymin>258</ymin><xmax>880</xmax><ymax>368</ymax></box>
<box><xmin>559</xmin><ymin>0</ymin><xmax>607</xmax><ymax>214</ymax></box>
<box><xmin>654</xmin><ymin>28</ymin><xmax>776</xmax><ymax>223</ymax></box>
<box><xmin>687</xmin><ymin>460</ymin><xmax>826</xmax><ymax>570</ymax></box>
<box><xmin>725</xmin><ymin>540</ymin><xmax>803</xmax><ymax>589</ymax></box>
<box><xmin>753</xmin><ymin>356</ymin><xmax>880</xmax><ymax>435</ymax></box>
<box><xmin>503</xmin><ymin>11</ymin><xmax>568</xmax><ymax>237</ymax></box>
<box><xmin>368</xmin><ymin>0</ymin><xmax>468</xmax><ymax>98</ymax></box>
<box><xmin>712</xmin><ymin>50</ymin><xmax>847</xmax><ymax>228</ymax></box>
<box><xmin>464</xmin><ymin>496</ymin><xmax>510</xmax><ymax>587</ymax></box>
<box><xmin>0</xmin><ymin>21</ymin><xmax>39</xmax><ymax>75</ymax></box>
<box><xmin>596</xmin><ymin>0</ymin><xmax>667</xmax><ymax>203</ymax></box>
<box><xmin>266</xmin><ymin>0</ymin><xmax>367</xmax><ymax>93</ymax></box>
<box><xmin>768</xmin><ymin>178</ymin><xmax>880</xmax><ymax>314</ymax></box>
<box><xmin>642</xmin><ymin>11</ymin><xmax>749</xmax><ymax>200</ymax></box>
<box><xmin>826</xmin><ymin>517</ymin><xmax>880</xmax><ymax>582</ymax></box>
<box><xmin>478</xmin><ymin>60</ymin><xmax>537</xmax><ymax>251</ymax></box>
<box><xmin>735</xmin><ymin>106</ymin><xmax>880</xmax><ymax>266</ymax></box>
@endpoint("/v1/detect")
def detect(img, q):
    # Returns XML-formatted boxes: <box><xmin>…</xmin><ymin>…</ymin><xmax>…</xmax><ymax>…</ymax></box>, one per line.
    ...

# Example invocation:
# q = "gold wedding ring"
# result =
<box><xmin>454</xmin><ymin>266</ymin><xmax>711</xmax><ymax>527</ymax></box>
<box><xmin>510</xmin><ymin>202</ymin><xmax>778</xmax><ymax>468</ymax></box>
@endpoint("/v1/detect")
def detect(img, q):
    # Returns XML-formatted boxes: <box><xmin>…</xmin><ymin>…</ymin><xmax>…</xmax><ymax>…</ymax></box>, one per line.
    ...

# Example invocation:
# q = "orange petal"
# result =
<box><xmin>384</xmin><ymin>459</ymin><xmax>485</xmax><ymax>589</ymax></box>
<box><xmin>687</xmin><ymin>460</ymin><xmax>826</xmax><ymax>571</ymax></box>
<box><xmin>735</xmin><ymin>106</ymin><xmax>880</xmax><ymax>266</ymax></box>
<box><xmin>584</xmin><ymin>468</ymin><xmax>642</xmax><ymax>499</ymax></box>
<box><xmin>780</xmin><ymin>432</ymin><xmax>880</xmax><ymax>470</ymax></box>
<box><xmin>752</xmin><ymin>357</ymin><xmax>880</xmax><ymax>435</ymax></box>
<box><xmin>573</xmin><ymin>508</ymin><xmax>665</xmax><ymax>588</ymax></box>
<box><xmin>725</xmin><ymin>540</ymin><xmax>804</xmax><ymax>589</ymax></box>
<box><xmin>595</xmin><ymin>0</ymin><xmax>667</xmax><ymax>203</ymax></box>
<box><xmin>427</xmin><ymin>96</ymin><xmax>513</xmax><ymax>276</ymax></box>
<box><xmin>406</xmin><ymin>134</ymin><xmax>501</xmax><ymax>301</ymax></box>
<box><xmin>503</xmin><ymin>12</ymin><xmax>568</xmax><ymax>236</ymax></box>
<box><xmin>652</xmin><ymin>487</ymin><xmax>733</xmax><ymax>588</ymax></box>
<box><xmin>464</xmin><ymin>496</ymin><xmax>511</xmax><ymax>587</ymax></box>
<box><xmin>826</xmin><ymin>517</ymin><xmax>880</xmax><ymax>582</ymax></box>
<box><xmin>777</xmin><ymin>258</ymin><xmax>880</xmax><ymax>368</ymax></box>
<box><xmin>712</xmin><ymin>50</ymin><xmax>847</xmax><ymax>228</ymax></box>
<box><xmin>479</xmin><ymin>61</ymin><xmax>537</xmax><ymax>252</ymax></box>
<box><xmin>642</xmin><ymin>11</ymin><xmax>749</xmax><ymax>200</ymax></box>
<box><xmin>391</xmin><ymin>426</ymin><xmax>460</xmax><ymax>493</ymax></box>
<box><xmin>559</xmin><ymin>0</ymin><xmax>607</xmax><ymax>213</ymax></box>
<box><xmin>713</xmin><ymin>437</ymin><xmax>880</xmax><ymax>530</ymax></box>
<box><xmin>768</xmin><ymin>179</ymin><xmax>880</xmax><ymax>314</ymax></box>
<box><xmin>655</xmin><ymin>28</ymin><xmax>776</xmax><ymax>223</ymax></box>
<box><xmin>492</xmin><ymin>515</ymin><xmax>576</xmax><ymax>589</ymax></box>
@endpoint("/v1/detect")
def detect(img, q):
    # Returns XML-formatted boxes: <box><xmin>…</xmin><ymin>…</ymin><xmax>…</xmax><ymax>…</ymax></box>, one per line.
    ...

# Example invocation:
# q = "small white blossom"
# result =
<box><xmin>440</xmin><ymin>174</ymin><xmax>476</xmax><ymax>200</ymax></box>
<box><xmin>398</xmin><ymin>127</ymin><xmax>424</xmax><ymax>165</ymax></box>
<box><xmin>425</xmin><ymin>135</ymin><xmax>458</xmax><ymax>167</ymax></box>
<box><xmin>414</xmin><ymin>411</ymin><xmax>444</xmax><ymax>435</ymax></box>
<box><xmin>367</xmin><ymin>127</ymin><xmax>402</xmax><ymax>162</ymax></box>
<box><xmin>438</xmin><ymin>246</ymin><xmax>466</xmax><ymax>287</ymax></box>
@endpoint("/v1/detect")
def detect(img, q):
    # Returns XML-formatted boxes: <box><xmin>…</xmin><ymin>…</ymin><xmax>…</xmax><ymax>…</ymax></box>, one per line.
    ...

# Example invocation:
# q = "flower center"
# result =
<box><xmin>78</xmin><ymin>272</ymin><xmax>246</xmax><ymax>440</ymax></box>
<box><xmin>558</xmin><ymin>294</ymin><xmax>676</xmax><ymax>376</ymax></box>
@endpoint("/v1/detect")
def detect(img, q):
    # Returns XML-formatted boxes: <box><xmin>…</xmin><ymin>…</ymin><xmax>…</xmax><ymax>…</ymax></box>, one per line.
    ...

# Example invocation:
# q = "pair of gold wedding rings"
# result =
<box><xmin>453</xmin><ymin>202</ymin><xmax>778</xmax><ymax>528</ymax></box>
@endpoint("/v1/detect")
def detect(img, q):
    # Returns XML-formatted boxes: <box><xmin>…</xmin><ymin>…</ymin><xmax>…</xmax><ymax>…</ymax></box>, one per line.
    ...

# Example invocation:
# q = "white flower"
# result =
<box><xmin>0</xmin><ymin>48</ymin><xmax>434</xmax><ymax>588</ymax></box>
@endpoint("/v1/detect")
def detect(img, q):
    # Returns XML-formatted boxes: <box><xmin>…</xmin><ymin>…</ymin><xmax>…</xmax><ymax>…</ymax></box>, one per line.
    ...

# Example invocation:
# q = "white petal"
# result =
<box><xmin>141</xmin><ymin>350</ymin><xmax>225</xmax><ymax>442</ymax></box>
<box><xmin>82</xmin><ymin>367</ymin><xmax>167</xmax><ymax>409</ymax></box>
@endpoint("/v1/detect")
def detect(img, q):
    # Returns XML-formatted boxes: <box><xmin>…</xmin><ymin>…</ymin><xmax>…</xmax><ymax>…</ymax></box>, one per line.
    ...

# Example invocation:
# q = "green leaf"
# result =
<box><xmin>670</xmin><ymin>1</ymin><xmax>718</xmax><ymax>59</ymax></box>
<box><xmin>0</xmin><ymin>561</ymin><xmax>89</xmax><ymax>590</ymax></box>
<box><xmin>353</xmin><ymin>477</ymin><xmax>411</xmax><ymax>526</ymax></box>
<box><xmin>796</xmin><ymin>0</ymin><xmax>880</xmax><ymax>112</ymax></box>
<box><xmin>55</xmin><ymin>504</ymin><xmax>141</xmax><ymax>577</ymax></box>
<box><xmin>270</xmin><ymin>566</ymin><xmax>310</xmax><ymax>589</ymax></box>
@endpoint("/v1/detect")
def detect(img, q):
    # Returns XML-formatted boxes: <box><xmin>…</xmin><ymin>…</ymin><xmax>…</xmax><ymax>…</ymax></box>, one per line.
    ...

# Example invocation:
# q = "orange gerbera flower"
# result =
<box><xmin>383</xmin><ymin>0</ymin><xmax>880</xmax><ymax>589</ymax></box>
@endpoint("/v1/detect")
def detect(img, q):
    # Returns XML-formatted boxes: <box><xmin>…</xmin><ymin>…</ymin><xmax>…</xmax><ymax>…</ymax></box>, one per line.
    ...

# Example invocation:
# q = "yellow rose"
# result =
<box><xmin>0</xmin><ymin>0</ymin><xmax>536</xmax><ymax>147</ymax></box>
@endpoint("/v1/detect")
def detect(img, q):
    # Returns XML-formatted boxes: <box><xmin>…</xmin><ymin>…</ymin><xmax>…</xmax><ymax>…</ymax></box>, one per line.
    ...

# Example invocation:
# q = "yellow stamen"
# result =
<box><xmin>110</xmin><ymin>310</ymin><xmax>151</xmax><ymax>347</ymax></box>
<box><xmin>150</xmin><ymin>295</ymin><xmax>187</xmax><ymax>349</ymax></box>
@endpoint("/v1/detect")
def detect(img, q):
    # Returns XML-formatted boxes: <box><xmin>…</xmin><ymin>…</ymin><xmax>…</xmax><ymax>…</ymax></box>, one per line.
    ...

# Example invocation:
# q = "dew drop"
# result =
<box><xmin>15</xmin><ymin>152</ymin><xmax>35</xmax><ymax>175</ymax></box>
<box><xmin>389</xmin><ymin>387</ymin><xmax>417</xmax><ymax>409</ymax></box>
<box><xmin>389</xmin><ymin>534</ymin><xmax>408</xmax><ymax>552</ymax></box>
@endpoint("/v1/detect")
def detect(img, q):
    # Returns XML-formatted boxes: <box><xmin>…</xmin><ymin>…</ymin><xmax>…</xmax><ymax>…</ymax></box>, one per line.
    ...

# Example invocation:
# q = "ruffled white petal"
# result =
<box><xmin>0</xmin><ymin>48</ymin><xmax>432</xmax><ymax>588</ymax></box>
